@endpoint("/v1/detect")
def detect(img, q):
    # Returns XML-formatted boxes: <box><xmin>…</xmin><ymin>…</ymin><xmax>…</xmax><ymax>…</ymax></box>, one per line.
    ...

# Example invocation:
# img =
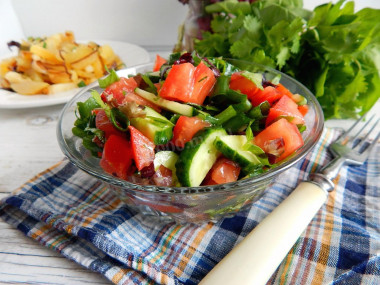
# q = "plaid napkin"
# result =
<box><xmin>1</xmin><ymin>127</ymin><xmax>379</xmax><ymax>285</ymax></box>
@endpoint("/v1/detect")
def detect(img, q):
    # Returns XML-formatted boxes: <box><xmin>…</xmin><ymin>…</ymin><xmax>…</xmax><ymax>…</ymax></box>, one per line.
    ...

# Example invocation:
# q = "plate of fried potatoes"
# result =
<box><xmin>0</xmin><ymin>31</ymin><xmax>150</xmax><ymax>109</ymax></box>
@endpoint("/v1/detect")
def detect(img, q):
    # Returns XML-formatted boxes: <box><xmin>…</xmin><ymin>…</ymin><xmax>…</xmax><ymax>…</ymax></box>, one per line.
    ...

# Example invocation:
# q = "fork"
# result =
<box><xmin>200</xmin><ymin>111</ymin><xmax>380</xmax><ymax>285</ymax></box>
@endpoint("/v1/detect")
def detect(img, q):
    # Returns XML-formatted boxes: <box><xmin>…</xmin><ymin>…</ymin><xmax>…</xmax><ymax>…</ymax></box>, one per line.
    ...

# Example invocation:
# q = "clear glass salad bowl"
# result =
<box><xmin>57</xmin><ymin>60</ymin><xmax>324</xmax><ymax>224</ymax></box>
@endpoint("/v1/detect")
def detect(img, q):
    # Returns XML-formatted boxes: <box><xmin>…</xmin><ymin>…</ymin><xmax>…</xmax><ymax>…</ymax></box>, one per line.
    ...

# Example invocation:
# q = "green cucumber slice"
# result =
<box><xmin>135</xmin><ymin>87</ymin><xmax>195</xmax><ymax>116</ymax></box>
<box><xmin>214</xmin><ymin>135</ymin><xmax>262</xmax><ymax>174</ymax></box>
<box><xmin>130</xmin><ymin>106</ymin><xmax>174</xmax><ymax>145</ymax></box>
<box><xmin>176</xmin><ymin>127</ymin><xmax>227</xmax><ymax>187</ymax></box>
<box><xmin>154</xmin><ymin>151</ymin><xmax>180</xmax><ymax>186</ymax></box>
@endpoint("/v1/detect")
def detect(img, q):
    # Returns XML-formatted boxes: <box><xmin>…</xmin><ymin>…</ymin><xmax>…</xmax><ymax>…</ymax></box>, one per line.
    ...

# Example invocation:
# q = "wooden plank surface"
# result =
<box><xmin>0</xmin><ymin>105</ymin><xmax>111</xmax><ymax>284</ymax></box>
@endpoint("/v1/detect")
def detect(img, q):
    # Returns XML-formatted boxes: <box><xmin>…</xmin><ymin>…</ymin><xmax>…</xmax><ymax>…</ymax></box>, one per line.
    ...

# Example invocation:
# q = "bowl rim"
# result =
<box><xmin>57</xmin><ymin>60</ymin><xmax>324</xmax><ymax>195</ymax></box>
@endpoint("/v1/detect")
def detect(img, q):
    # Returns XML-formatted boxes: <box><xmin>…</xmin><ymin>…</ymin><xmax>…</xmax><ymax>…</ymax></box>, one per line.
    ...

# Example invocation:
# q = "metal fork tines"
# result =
<box><xmin>311</xmin><ymin>111</ymin><xmax>380</xmax><ymax>190</ymax></box>
<box><xmin>334</xmin><ymin>113</ymin><xmax>380</xmax><ymax>160</ymax></box>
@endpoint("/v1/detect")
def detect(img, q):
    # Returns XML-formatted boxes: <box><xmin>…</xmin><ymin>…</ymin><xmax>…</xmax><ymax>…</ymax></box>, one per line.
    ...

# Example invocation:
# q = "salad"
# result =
<box><xmin>72</xmin><ymin>52</ymin><xmax>309</xmax><ymax>187</ymax></box>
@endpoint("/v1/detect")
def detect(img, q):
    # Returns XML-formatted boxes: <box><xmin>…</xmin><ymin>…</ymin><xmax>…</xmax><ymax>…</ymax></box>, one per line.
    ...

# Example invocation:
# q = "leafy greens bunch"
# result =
<box><xmin>193</xmin><ymin>0</ymin><xmax>380</xmax><ymax>119</ymax></box>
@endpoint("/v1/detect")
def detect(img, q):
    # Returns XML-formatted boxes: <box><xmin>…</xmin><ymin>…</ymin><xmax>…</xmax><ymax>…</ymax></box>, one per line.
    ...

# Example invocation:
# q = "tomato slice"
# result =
<box><xmin>266</xmin><ymin>95</ymin><xmax>305</xmax><ymax>126</ymax></box>
<box><xmin>158</xmin><ymin>62</ymin><xmax>216</xmax><ymax>104</ymax></box>
<box><xmin>153</xmin><ymin>54</ymin><xmax>167</xmax><ymax>72</ymax></box>
<box><xmin>154</xmin><ymin>82</ymin><xmax>162</xmax><ymax>93</ymax></box>
<box><xmin>298</xmin><ymin>105</ymin><xmax>309</xmax><ymax>116</ymax></box>
<box><xmin>276</xmin><ymin>83</ymin><xmax>305</xmax><ymax>104</ymax></box>
<box><xmin>103</xmin><ymin>77</ymin><xmax>138</xmax><ymax>105</ymax></box>
<box><xmin>189</xmin><ymin>61</ymin><xmax>216</xmax><ymax>105</ymax></box>
<box><xmin>254</xmin><ymin>118</ymin><xmax>304</xmax><ymax>162</ymax></box>
<box><xmin>171</xmin><ymin>116</ymin><xmax>211</xmax><ymax>148</ymax></box>
<box><xmin>95</xmin><ymin>109</ymin><xmax>125</xmax><ymax>139</ymax></box>
<box><xmin>203</xmin><ymin>157</ymin><xmax>241</xmax><ymax>185</ymax></box>
<box><xmin>159</xmin><ymin>62</ymin><xmax>195</xmax><ymax>102</ymax></box>
<box><xmin>229</xmin><ymin>72</ymin><xmax>260</xmax><ymax>100</ymax></box>
<box><xmin>229</xmin><ymin>73</ymin><xmax>283</xmax><ymax>106</ymax></box>
<box><xmin>250</xmin><ymin>86</ymin><xmax>282</xmax><ymax>107</ymax></box>
<box><xmin>276</xmin><ymin>83</ymin><xmax>294</xmax><ymax>99</ymax></box>
<box><xmin>100</xmin><ymin>134</ymin><xmax>133</xmax><ymax>180</ymax></box>
<box><xmin>152</xmin><ymin>165</ymin><xmax>173</xmax><ymax>186</ymax></box>
<box><xmin>129</xmin><ymin>125</ymin><xmax>155</xmax><ymax>171</ymax></box>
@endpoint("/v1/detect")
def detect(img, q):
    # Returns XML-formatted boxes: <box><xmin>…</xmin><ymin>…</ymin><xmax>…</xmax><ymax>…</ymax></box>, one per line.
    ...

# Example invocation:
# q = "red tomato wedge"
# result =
<box><xmin>276</xmin><ymin>83</ymin><xmax>294</xmax><ymax>99</ymax></box>
<box><xmin>159</xmin><ymin>62</ymin><xmax>195</xmax><ymax>102</ymax></box>
<box><xmin>276</xmin><ymin>83</ymin><xmax>305</xmax><ymax>104</ymax></box>
<box><xmin>229</xmin><ymin>72</ymin><xmax>260</xmax><ymax>99</ymax></box>
<box><xmin>298</xmin><ymin>105</ymin><xmax>309</xmax><ymax>116</ymax></box>
<box><xmin>189</xmin><ymin>61</ymin><xmax>216</xmax><ymax>105</ymax></box>
<box><xmin>159</xmin><ymin>62</ymin><xmax>216</xmax><ymax>105</ymax></box>
<box><xmin>103</xmin><ymin>77</ymin><xmax>138</xmax><ymax>105</ymax></box>
<box><xmin>153</xmin><ymin>54</ymin><xmax>167</xmax><ymax>72</ymax></box>
<box><xmin>203</xmin><ymin>157</ymin><xmax>241</xmax><ymax>185</ymax></box>
<box><xmin>122</xmin><ymin>92</ymin><xmax>161</xmax><ymax>112</ymax></box>
<box><xmin>95</xmin><ymin>109</ymin><xmax>125</xmax><ymax>139</ymax></box>
<box><xmin>154</xmin><ymin>82</ymin><xmax>161</xmax><ymax>93</ymax></box>
<box><xmin>152</xmin><ymin>165</ymin><xmax>173</xmax><ymax>187</ymax></box>
<box><xmin>172</xmin><ymin>116</ymin><xmax>211</xmax><ymax>148</ymax></box>
<box><xmin>254</xmin><ymin>118</ymin><xmax>304</xmax><ymax>162</ymax></box>
<box><xmin>266</xmin><ymin>95</ymin><xmax>305</xmax><ymax>126</ymax></box>
<box><xmin>229</xmin><ymin>73</ymin><xmax>283</xmax><ymax>106</ymax></box>
<box><xmin>250</xmin><ymin>86</ymin><xmax>282</xmax><ymax>107</ymax></box>
<box><xmin>100</xmin><ymin>134</ymin><xmax>133</xmax><ymax>180</ymax></box>
<box><xmin>129</xmin><ymin>125</ymin><xmax>155</xmax><ymax>171</ymax></box>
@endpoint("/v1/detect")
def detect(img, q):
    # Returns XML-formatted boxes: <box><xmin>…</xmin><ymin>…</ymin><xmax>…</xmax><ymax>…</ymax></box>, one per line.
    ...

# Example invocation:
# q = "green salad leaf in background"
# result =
<box><xmin>180</xmin><ymin>0</ymin><xmax>380</xmax><ymax>119</ymax></box>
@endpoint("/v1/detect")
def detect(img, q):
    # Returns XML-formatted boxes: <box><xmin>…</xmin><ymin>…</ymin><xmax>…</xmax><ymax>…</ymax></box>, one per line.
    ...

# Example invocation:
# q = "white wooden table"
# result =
<box><xmin>0</xmin><ymin>95</ymin><xmax>113</xmax><ymax>284</ymax></box>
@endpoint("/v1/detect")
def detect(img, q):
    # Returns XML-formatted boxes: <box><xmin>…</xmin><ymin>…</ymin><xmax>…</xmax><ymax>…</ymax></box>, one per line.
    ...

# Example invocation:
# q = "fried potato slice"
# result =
<box><xmin>10</xmin><ymin>80</ymin><xmax>49</xmax><ymax>95</ymax></box>
<box><xmin>0</xmin><ymin>31</ymin><xmax>125</xmax><ymax>95</ymax></box>
<box><xmin>30</xmin><ymin>45</ymin><xmax>63</xmax><ymax>64</ymax></box>
<box><xmin>47</xmin><ymin>82</ymin><xmax>77</xmax><ymax>94</ymax></box>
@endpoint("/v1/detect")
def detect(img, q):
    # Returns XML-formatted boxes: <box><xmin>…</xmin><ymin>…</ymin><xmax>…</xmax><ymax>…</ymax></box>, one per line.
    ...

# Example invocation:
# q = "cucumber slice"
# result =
<box><xmin>176</xmin><ymin>127</ymin><xmax>227</xmax><ymax>187</ymax></box>
<box><xmin>135</xmin><ymin>87</ymin><xmax>195</xmax><ymax>116</ymax></box>
<box><xmin>154</xmin><ymin>151</ymin><xmax>180</xmax><ymax>186</ymax></box>
<box><xmin>154</xmin><ymin>151</ymin><xmax>179</xmax><ymax>170</ymax></box>
<box><xmin>130</xmin><ymin>106</ymin><xmax>174</xmax><ymax>145</ymax></box>
<box><xmin>214</xmin><ymin>135</ymin><xmax>262</xmax><ymax>174</ymax></box>
<box><xmin>144</xmin><ymin>71</ymin><xmax>161</xmax><ymax>83</ymax></box>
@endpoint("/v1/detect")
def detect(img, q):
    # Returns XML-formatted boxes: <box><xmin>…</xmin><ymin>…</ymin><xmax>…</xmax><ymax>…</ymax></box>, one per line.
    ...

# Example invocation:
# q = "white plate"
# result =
<box><xmin>0</xmin><ymin>40</ymin><xmax>150</xmax><ymax>109</ymax></box>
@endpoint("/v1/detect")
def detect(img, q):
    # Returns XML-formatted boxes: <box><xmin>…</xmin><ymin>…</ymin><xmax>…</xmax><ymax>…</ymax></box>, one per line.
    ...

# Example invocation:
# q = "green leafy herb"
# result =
<box><xmin>72</xmin><ymin>97</ymin><xmax>103</xmax><ymax>156</ymax></box>
<box><xmin>214</xmin><ymin>105</ymin><xmax>237</xmax><ymax>124</ymax></box>
<box><xmin>194</xmin><ymin>109</ymin><xmax>220</xmax><ymax>125</ymax></box>
<box><xmin>297</xmin><ymin>124</ymin><xmax>307</xmax><ymax>133</ymax></box>
<box><xmin>213</xmin><ymin>74</ymin><xmax>230</xmax><ymax>95</ymax></box>
<box><xmin>110</xmin><ymin>107</ymin><xmax>130</xmax><ymax>132</ymax></box>
<box><xmin>247</xmin><ymin>101</ymin><xmax>270</xmax><ymax>131</ymax></box>
<box><xmin>77</xmin><ymin>80</ymin><xmax>86</xmax><ymax>88</ymax></box>
<box><xmin>141</xmin><ymin>74</ymin><xmax>158</xmax><ymax>94</ymax></box>
<box><xmin>223</xmin><ymin>112</ymin><xmax>251</xmax><ymax>133</ymax></box>
<box><xmin>90</xmin><ymin>90</ymin><xmax>110</xmax><ymax>116</ymax></box>
<box><xmin>98</xmin><ymin>68</ymin><xmax>119</xmax><ymax>88</ymax></box>
<box><xmin>194</xmin><ymin>0</ymin><xmax>380</xmax><ymax>119</ymax></box>
<box><xmin>245</xmin><ymin>120</ymin><xmax>254</xmax><ymax>142</ymax></box>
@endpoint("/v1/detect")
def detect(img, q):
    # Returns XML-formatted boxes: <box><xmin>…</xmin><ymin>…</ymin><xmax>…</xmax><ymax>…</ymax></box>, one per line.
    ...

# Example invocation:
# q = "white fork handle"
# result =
<box><xmin>199</xmin><ymin>182</ymin><xmax>328</xmax><ymax>285</ymax></box>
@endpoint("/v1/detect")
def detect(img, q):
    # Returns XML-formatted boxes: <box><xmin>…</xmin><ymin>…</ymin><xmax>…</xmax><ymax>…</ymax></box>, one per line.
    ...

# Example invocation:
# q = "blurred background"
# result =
<box><xmin>1</xmin><ymin>0</ymin><xmax>187</xmax><ymax>56</ymax></box>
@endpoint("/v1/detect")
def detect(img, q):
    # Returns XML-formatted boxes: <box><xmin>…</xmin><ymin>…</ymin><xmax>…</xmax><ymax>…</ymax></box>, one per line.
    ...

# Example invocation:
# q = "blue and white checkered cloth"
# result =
<box><xmin>1</xmin><ymin>128</ymin><xmax>379</xmax><ymax>284</ymax></box>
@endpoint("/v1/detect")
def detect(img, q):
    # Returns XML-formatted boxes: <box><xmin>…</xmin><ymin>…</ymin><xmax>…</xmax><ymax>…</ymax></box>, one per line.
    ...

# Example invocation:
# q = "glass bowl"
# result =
<box><xmin>57</xmin><ymin>60</ymin><xmax>324</xmax><ymax>224</ymax></box>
